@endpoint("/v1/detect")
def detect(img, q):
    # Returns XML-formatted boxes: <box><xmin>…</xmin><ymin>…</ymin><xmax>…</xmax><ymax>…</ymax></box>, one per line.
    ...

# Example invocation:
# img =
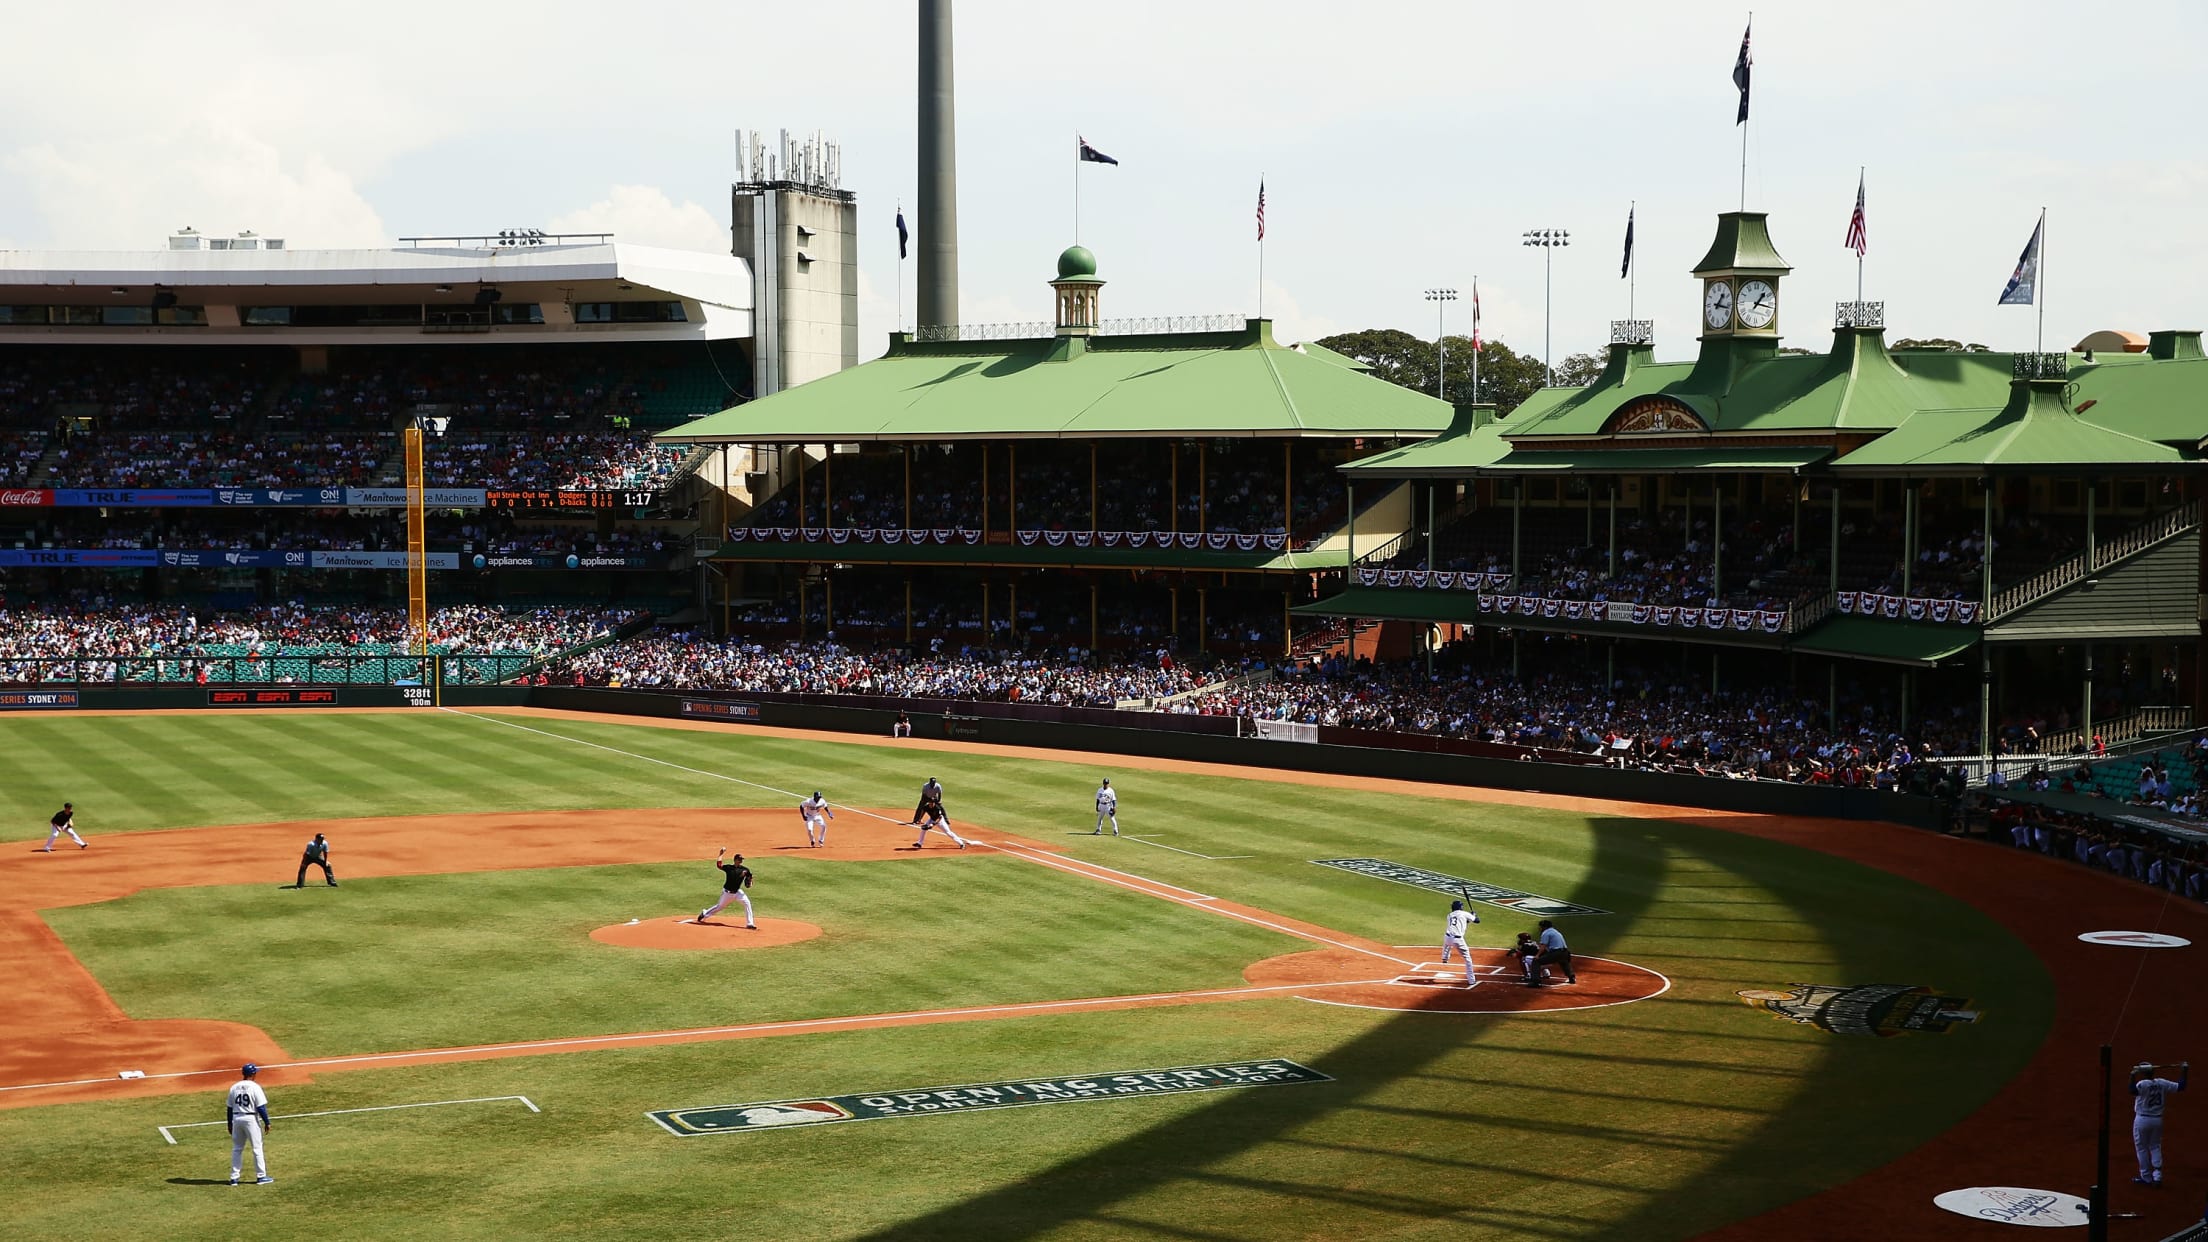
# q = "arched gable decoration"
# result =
<box><xmin>1605</xmin><ymin>396</ymin><xmax>1708</xmax><ymax>434</ymax></box>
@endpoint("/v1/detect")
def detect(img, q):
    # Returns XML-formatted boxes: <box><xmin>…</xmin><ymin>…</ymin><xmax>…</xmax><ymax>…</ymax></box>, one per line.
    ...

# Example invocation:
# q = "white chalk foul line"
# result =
<box><xmin>988</xmin><ymin>839</ymin><xmax>1414</xmax><ymax>968</ymax></box>
<box><xmin>17</xmin><ymin>982</ymin><xmax>1396</xmax><ymax>1103</ymax></box>
<box><xmin>1120</xmin><ymin>835</ymin><xmax>1254</xmax><ymax>861</ymax></box>
<box><xmin>155</xmin><ymin>1094</ymin><xmax>539</xmax><ymax>1144</ymax></box>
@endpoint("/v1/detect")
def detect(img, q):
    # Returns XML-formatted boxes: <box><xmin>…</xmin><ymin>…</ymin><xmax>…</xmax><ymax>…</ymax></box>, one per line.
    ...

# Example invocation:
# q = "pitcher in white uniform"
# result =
<box><xmin>2132</xmin><ymin>1060</ymin><xmax>2189</xmax><ymax>1185</ymax></box>
<box><xmin>1438</xmin><ymin>900</ymin><xmax>1479</xmax><ymax>988</ymax></box>
<box><xmin>226</xmin><ymin>1063</ymin><xmax>273</xmax><ymax>1185</ymax></box>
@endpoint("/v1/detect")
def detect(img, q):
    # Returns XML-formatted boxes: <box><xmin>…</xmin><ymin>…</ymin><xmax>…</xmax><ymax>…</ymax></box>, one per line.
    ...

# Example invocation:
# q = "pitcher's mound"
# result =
<box><xmin>591</xmin><ymin>917</ymin><xmax>823</xmax><ymax>951</ymax></box>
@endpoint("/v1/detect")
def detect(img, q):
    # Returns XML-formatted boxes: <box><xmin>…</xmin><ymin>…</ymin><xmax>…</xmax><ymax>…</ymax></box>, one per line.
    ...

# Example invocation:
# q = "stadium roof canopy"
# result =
<box><xmin>0</xmin><ymin>238</ymin><xmax>752</xmax><ymax>344</ymax></box>
<box><xmin>665</xmin><ymin>318</ymin><xmax>1454</xmax><ymax>444</ymax></box>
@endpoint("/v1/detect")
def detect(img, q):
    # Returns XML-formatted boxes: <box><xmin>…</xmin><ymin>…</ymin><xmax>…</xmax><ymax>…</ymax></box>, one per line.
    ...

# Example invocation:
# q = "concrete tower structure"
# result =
<box><xmin>916</xmin><ymin>0</ymin><xmax>960</xmax><ymax>328</ymax></box>
<box><xmin>731</xmin><ymin>129</ymin><xmax>858</xmax><ymax>397</ymax></box>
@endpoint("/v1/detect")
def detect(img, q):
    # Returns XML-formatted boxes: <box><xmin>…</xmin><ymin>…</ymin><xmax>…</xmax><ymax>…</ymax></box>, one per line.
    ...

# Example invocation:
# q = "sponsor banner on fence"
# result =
<box><xmin>469</xmin><ymin>553</ymin><xmax>660</xmax><ymax>571</ymax></box>
<box><xmin>309</xmin><ymin>551</ymin><xmax>463</xmax><ymax>570</ymax></box>
<box><xmin>0</xmin><ymin>549</ymin><xmax>164</xmax><ymax>567</ymax></box>
<box><xmin>0</xmin><ymin>689</ymin><xmax>81</xmax><ymax>710</ymax></box>
<box><xmin>1311</xmin><ymin>858</ymin><xmax>1611</xmax><ymax>916</ymax></box>
<box><xmin>0</xmin><ymin>488</ymin><xmax>54</xmax><ymax>507</ymax></box>
<box><xmin>212</xmin><ymin>487</ymin><xmax>350</xmax><ymax>507</ymax></box>
<box><xmin>51</xmin><ymin>488</ymin><xmax>217</xmax><ymax>507</ymax></box>
<box><xmin>1736</xmin><ymin>983</ymin><xmax>1979</xmax><ymax>1036</ymax></box>
<box><xmin>206</xmin><ymin>688</ymin><xmax>342</xmax><ymax>707</ymax></box>
<box><xmin>347</xmin><ymin>487</ymin><xmax>490</xmax><ymax>508</ymax></box>
<box><xmin>678</xmin><ymin>699</ymin><xmax>762</xmax><ymax>723</ymax></box>
<box><xmin>648</xmin><ymin>1060</ymin><xmax>1331</xmax><ymax>1137</ymax></box>
<box><xmin>161</xmin><ymin>550</ymin><xmax>312</xmax><ymax>569</ymax></box>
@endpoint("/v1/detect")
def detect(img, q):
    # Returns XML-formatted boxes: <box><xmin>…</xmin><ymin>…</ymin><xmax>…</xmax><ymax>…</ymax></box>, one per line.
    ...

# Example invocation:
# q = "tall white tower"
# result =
<box><xmin>731</xmin><ymin>129</ymin><xmax>858</xmax><ymax>397</ymax></box>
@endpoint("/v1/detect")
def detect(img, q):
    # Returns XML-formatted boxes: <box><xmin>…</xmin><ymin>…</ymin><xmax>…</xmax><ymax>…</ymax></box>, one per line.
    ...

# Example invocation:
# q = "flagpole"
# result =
<box><xmin>2037</xmin><ymin>207</ymin><xmax>2047</xmax><ymax>354</ymax></box>
<box><xmin>1856</xmin><ymin>169</ymin><xmax>1865</xmax><ymax>303</ymax></box>
<box><xmin>1471</xmin><ymin>277</ymin><xmax>1481</xmax><ymax>406</ymax></box>
<box><xmin>1073</xmin><ymin>133</ymin><xmax>1080</xmax><ymax>245</ymax></box>
<box><xmin>1628</xmin><ymin>201</ymin><xmax>1636</xmax><ymax>319</ymax></box>
<box><xmin>1257</xmin><ymin>176</ymin><xmax>1265</xmax><ymax>321</ymax></box>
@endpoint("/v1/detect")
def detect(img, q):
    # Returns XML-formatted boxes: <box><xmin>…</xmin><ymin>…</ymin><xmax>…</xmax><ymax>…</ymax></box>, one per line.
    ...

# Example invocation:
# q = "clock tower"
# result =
<box><xmin>1684</xmin><ymin>211</ymin><xmax>1793</xmax><ymax>394</ymax></box>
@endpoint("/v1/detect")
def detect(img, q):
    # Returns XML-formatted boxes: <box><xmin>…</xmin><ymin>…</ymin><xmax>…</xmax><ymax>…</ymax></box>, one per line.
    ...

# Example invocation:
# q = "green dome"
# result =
<box><xmin>1056</xmin><ymin>245</ymin><xmax>1098</xmax><ymax>279</ymax></box>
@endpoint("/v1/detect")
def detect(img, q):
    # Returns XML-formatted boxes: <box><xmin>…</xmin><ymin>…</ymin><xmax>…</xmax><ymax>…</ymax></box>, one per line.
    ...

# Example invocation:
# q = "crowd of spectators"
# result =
<box><xmin>542</xmin><ymin>635</ymin><xmax>1209</xmax><ymax>706</ymax></box>
<box><xmin>0</xmin><ymin>601</ymin><xmax>643</xmax><ymax>683</ymax></box>
<box><xmin>1983</xmin><ymin>795</ymin><xmax>2206</xmax><ymax>904</ymax></box>
<box><xmin>4</xmin><ymin>512</ymin><xmax>687</xmax><ymax>559</ymax></box>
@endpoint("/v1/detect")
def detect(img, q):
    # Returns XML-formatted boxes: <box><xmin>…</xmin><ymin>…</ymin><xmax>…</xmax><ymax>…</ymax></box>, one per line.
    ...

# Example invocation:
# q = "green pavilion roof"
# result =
<box><xmin>663</xmin><ymin>319</ymin><xmax>1454</xmax><ymax>444</ymax></box>
<box><xmin>1832</xmin><ymin>377</ymin><xmax>2193</xmax><ymax>475</ymax></box>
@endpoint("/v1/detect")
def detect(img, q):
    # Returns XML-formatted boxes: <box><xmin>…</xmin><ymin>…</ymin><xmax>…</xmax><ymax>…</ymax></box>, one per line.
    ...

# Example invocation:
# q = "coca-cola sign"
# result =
<box><xmin>0</xmin><ymin>489</ymin><xmax>52</xmax><ymax>507</ymax></box>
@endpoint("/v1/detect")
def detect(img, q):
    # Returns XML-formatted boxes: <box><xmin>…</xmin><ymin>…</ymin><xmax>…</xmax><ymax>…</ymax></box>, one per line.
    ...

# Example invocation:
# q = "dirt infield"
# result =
<box><xmin>590</xmin><ymin>917</ymin><xmax>823</xmax><ymax>950</ymax></box>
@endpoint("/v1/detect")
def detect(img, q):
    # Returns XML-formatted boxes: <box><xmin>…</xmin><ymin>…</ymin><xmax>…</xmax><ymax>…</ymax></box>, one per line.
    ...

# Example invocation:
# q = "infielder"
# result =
<box><xmin>295</xmin><ymin>833</ymin><xmax>336</xmax><ymax>887</ymax></box>
<box><xmin>1091</xmin><ymin>779</ymin><xmax>1119</xmax><ymax>836</ymax></box>
<box><xmin>698</xmin><ymin>849</ymin><xmax>756</xmax><ymax>928</ymax></box>
<box><xmin>2133</xmin><ymin>1060</ymin><xmax>2190</xmax><ymax>1185</ymax></box>
<box><xmin>911</xmin><ymin>777</ymin><xmax>944</xmax><ymax>826</ymax></box>
<box><xmin>43</xmin><ymin>802</ymin><xmax>86</xmax><ymax>851</ymax></box>
<box><xmin>226</xmin><ymin>1063</ymin><xmax>273</xmax><ymax>1185</ymax></box>
<box><xmin>1531</xmin><ymin>919</ymin><xmax>1577</xmax><ymax>985</ymax></box>
<box><xmin>912</xmin><ymin>791</ymin><xmax>967</xmax><ymax>850</ymax></box>
<box><xmin>800</xmin><ymin>791</ymin><xmax>835</xmax><ymax>848</ymax></box>
<box><xmin>1438</xmin><ymin>900</ymin><xmax>1480</xmax><ymax>988</ymax></box>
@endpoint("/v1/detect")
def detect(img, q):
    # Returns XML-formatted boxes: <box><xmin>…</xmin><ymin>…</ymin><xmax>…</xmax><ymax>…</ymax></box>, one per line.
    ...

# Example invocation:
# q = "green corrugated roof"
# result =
<box><xmin>1789</xmin><ymin>616</ymin><xmax>1977</xmax><ymax>665</ymax></box>
<box><xmin>2069</xmin><ymin>355</ymin><xmax>2208</xmax><ymax>444</ymax></box>
<box><xmin>1344</xmin><ymin>417</ymin><xmax>1514</xmax><ymax>475</ymax></box>
<box><xmin>1484</xmin><ymin>444</ymin><xmax>1830</xmax><ymax>473</ymax></box>
<box><xmin>1832</xmin><ymin>378</ymin><xmax>2191</xmax><ymax>474</ymax></box>
<box><xmin>1692</xmin><ymin>212</ymin><xmax>1793</xmax><ymax>274</ymax></box>
<box><xmin>661</xmin><ymin>320</ymin><xmax>1453</xmax><ymax>444</ymax></box>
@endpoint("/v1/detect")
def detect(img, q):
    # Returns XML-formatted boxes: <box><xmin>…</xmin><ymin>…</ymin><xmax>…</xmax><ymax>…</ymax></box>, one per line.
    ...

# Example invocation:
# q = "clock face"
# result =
<box><xmin>1737</xmin><ymin>279</ymin><xmax>1777</xmax><ymax>329</ymax></box>
<box><xmin>1703</xmin><ymin>281</ymin><xmax>1734</xmax><ymax>329</ymax></box>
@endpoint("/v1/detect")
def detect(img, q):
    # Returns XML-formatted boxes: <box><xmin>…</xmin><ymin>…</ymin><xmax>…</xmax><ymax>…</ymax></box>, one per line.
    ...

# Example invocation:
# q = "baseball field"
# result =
<box><xmin>0</xmin><ymin>706</ymin><xmax>2196</xmax><ymax>1241</ymax></box>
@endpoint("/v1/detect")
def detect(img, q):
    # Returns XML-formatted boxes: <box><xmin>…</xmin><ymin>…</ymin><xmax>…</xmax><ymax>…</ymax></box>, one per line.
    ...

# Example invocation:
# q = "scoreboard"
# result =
<box><xmin>484</xmin><ymin>489</ymin><xmax>658</xmax><ymax>510</ymax></box>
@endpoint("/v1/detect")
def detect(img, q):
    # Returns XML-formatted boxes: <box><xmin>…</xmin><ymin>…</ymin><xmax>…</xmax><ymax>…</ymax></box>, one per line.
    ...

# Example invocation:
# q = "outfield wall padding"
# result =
<box><xmin>14</xmin><ymin>686</ymin><xmax>530</xmax><ymax>711</ymax></box>
<box><xmin>525</xmin><ymin>687</ymin><xmax>1943</xmax><ymax>829</ymax></box>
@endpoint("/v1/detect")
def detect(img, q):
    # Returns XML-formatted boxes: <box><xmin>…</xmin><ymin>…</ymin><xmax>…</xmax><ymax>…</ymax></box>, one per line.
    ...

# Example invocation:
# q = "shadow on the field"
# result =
<box><xmin>856</xmin><ymin>808</ymin><xmax>2022</xmax><ymax>1241</ymax></box>
<box><xmin>164</xmin><ymin>1177</ymin><xmax>234</xmax><ymax>1187</ymax></box>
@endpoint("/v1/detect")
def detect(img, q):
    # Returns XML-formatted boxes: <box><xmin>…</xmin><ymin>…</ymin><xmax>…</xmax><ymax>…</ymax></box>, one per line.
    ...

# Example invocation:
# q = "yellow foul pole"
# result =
<box><xmin>404</xmin><ymin>425</ymin><xmax>428</xmax><ymax>660</ymax></box>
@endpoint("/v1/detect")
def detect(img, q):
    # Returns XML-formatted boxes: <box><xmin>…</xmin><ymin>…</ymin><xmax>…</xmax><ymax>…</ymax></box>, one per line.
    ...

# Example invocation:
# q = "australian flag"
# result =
<box><xmin>895</xmin><ymin>208</ymin><xmax>909</xmax><ymax>260</ymax></box>
<box><xmin>1733</xmin><ymin>21</ymin><xmax>1752</xmax><ymax>124</ymax></box>
<box><xmin>1076</xmin><ymin>135</ymin><xmax>1118</xmax><ymax>166</ymax></box>
<box><xmin>1999</xmin><ymin>216</ymin><xmax>2042</xmax><ymax>306</ymax></box>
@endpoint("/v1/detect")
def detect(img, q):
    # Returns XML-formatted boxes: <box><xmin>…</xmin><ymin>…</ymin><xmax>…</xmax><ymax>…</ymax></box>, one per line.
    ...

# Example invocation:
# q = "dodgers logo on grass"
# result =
<box><xmin>1738</xmin><ymin>984</ymin><xmax>1979</xmax><ymax>1037</ymax></box>
<box><xmin>649</xmin><ymin>1061</ymin><xmax>1331</xmax><ymax>1137</ymax></box>
<box><xmin>1311</xmin><ymin>859</ymin><xmax>1610</xmax><ymax>916</ymax></box>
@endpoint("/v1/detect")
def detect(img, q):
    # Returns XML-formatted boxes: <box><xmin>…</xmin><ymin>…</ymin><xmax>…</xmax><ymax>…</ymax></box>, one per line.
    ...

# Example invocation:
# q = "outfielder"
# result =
<box><xmin>43</xmin><ymin>802</ymin><xmax>86</xmax><ymax>851</ymax></box>
<box><xmin>1438</xmin><ymin>900</ymin><xmax>1480</xmax><ymax>988</ymax></box>
<box><xmin>295</xmin><ymin>833</ymin><xmax>336</xmax><ymax>887</ymax></box>
<box><xmin>698</xmin><ymin>850</ymin><xmax>755</xmax><ymax>928</ymax></box>
<box><xmin>1091</xmin><ymin>779</ymin><xmax>1119</xmax><ymax>836</ymax></box>
<box><xmin>2133</xmin><ymin>1060</ymin><xmax>2190</xmax><ymax>1185</ymax></box>
<box><xmin>800</xmin><ymin>792</ymin><xmax>835</xmax><ymax>848</ymax></box>
<box><xmin>226</xmin><ymin>1063</ymin><xmax>273</xmax><ymax>1185</ymax></box>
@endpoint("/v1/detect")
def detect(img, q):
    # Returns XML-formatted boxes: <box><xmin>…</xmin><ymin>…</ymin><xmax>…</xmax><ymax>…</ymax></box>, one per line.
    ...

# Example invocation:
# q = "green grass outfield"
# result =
<box><xmin>0</xmin><ymin>711</ymin><xmax>2051</xmax><ymax>1241</ymax></box>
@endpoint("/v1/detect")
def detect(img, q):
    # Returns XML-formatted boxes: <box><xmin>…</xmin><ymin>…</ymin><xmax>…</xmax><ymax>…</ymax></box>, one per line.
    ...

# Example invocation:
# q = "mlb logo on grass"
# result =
<box><xmin>673</xmin><ymin>1100</ymin><xmax>854</xmax><ymax>1132</ymax></box>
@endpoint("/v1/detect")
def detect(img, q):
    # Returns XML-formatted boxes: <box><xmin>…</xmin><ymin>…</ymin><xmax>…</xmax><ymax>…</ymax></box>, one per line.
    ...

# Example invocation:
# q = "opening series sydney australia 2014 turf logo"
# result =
<box><xmin>1737</xmin><ymin>983</ymin><xmax>1980</xmax><ymax>1037</ymax></box>
<box><xmin>647</xmin><ymin>1061</ymin><xmax>1332</xmax><ymax>1136</ymax></box>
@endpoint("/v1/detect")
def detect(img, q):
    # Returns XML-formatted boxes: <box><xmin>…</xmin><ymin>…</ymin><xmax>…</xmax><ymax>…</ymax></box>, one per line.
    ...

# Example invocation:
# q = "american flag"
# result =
<box><xmin>1844</xmin><ymin>172</ymin><xmax>1867</xmax><ymax>258</ymax></box>
<box><xmin>1470</xmin><ymin>280</ymin><xmax>1482</xmax><ymax>352</ymax></box>
<box><xmin>1256</xmin><ymin>180</ymin><xmax>1266</xmax><ymax>241</ymax></box>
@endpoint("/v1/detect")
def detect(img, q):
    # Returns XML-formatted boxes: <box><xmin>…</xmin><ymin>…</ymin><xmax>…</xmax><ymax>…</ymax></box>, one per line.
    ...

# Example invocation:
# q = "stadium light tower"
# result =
<box><xmin>1522</xmin><ymin>228</ymin><xmax>1570</xmax><ymax>386</ymax></box>
<box><xmin>1424</xmin><ymin>288</ymin><xmax>1457</xmax><ymax>400</ymax></box>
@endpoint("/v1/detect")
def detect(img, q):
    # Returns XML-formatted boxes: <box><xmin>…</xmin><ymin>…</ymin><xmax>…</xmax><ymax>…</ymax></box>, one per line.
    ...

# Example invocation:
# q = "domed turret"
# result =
<box><xmin>1050</xmin><ymin>245</ymin><xmax>1105</xmax><ymax>337</ymax></box>
<box><xmin>1057</xmin><ymin>244</ymin><xmax>1098</xmax><ymax>280</ymax></box>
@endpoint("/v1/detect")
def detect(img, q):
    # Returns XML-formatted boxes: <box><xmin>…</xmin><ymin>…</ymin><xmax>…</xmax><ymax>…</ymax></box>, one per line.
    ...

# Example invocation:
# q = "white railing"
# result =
<box><xmin>2040</xmin><ymin>706</ymin><xmax>2196</xmax><ymax>756</ymax></box>
<box><xmin>1098</xmin><ymin>314</ymin><xmax>1244</xmax><ymax>335</ymax></box>
<box><xmin>1784</xmin><ymin>593</ymin><xmax>1833</xmax><ymax>634</ymax></box>
<box><xmin>1987</xmin><ymin>501</ymin><xmax>2199</xmax><ymax>619</ymax></box>
<box><xmin>1117</xmin><ymin>668</ymin><xmax>1271</xmax><ymax>712</ymax></box>
<box><xmin>911</xmin><ymin>313</ymin><xmax>1245</xmax><ymax>343</ymax></box>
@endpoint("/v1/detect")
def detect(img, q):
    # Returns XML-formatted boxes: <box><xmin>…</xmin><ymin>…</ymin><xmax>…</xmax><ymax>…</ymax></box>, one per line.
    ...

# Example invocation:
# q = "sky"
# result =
<box><xmin>2</xmin><ymin>0</ymin><xmax>2201</xmax><ymax>364</ymax></box>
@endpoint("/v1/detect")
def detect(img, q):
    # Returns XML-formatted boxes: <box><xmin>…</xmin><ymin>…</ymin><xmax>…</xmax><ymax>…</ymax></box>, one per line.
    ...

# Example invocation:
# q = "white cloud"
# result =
<box><xmin>546</xmin><ymin>186</ymin><xmax>727</xmax><ymax>253</ymax></box>
<box><xmin>6</xmin><ymin>124</ymin><xmax>386</xmax><ymax>250</ymax></box>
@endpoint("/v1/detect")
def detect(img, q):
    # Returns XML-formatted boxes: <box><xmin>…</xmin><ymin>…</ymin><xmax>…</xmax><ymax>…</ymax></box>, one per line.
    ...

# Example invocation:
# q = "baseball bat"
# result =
<box><xmin>1458</xmin><ymin>883</ymin><xmax>1479</xmax><ymax>923</ymax></box>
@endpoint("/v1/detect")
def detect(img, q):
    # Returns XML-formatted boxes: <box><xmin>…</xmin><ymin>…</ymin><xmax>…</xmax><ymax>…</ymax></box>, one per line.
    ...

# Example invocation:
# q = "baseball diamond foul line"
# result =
<box><xmin>155</xmin><ymin>1094</ymin><xmax>539</xmax><ymax>1144</ymax></box>
<box><xmin>7</xmin><ymin>981</ymin><xmax>1395</xmax><ymax>1100</ymax></box>
<box><xmin>1122</xmin><ymin>835</ymin><xmax>1254</xmax><ymax>861</ymax></box>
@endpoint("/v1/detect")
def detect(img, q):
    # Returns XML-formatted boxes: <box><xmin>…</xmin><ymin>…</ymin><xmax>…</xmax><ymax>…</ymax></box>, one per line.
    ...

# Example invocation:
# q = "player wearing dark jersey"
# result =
<box><xmin>698</xmin><ymin>850</ymin><xmax>755</xmax><ymax>928</ymax></box>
